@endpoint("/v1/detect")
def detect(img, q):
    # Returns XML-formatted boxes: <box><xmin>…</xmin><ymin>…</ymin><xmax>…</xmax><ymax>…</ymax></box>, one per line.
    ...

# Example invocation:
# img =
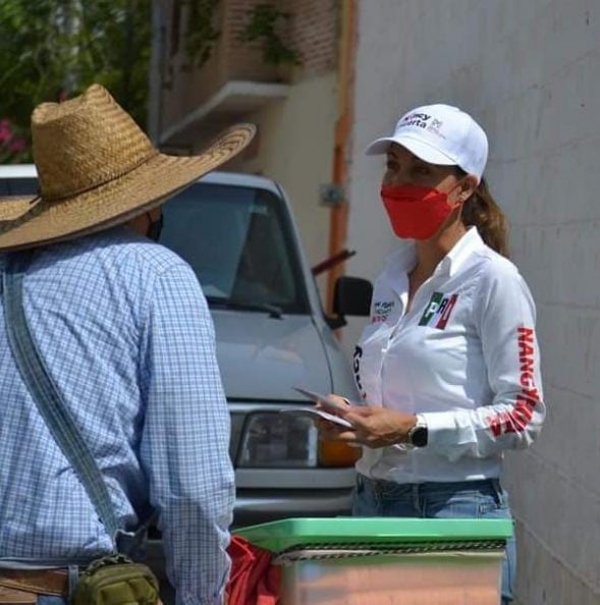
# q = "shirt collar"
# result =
<box><xmin>443</xmin><ymin>227</ymin><xmax>486</xmax><ymax>277</ymax></box>
<box><xmin>384</xmin><ymin>227</ymin><xmax>485</xmax><ymax>281</ymax></box>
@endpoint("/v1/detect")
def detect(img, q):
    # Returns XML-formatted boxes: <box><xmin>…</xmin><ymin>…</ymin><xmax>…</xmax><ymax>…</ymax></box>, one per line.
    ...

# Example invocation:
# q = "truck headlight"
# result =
<box><xmin>237</xmin><ymin>412</ymin><xmax>318</xmax><ymax>468</ymax></box>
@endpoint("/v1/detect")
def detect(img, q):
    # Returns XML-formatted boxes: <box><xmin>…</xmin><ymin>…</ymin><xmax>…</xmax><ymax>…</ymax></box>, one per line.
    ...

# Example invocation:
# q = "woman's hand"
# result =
<box><xmin>319</xmin><ymin>404</ymin><xmax>418</xmax><ymax>449</ymax></box>
<box><xmin>314</xmin><ymin>394</ymin><xmax>352</xmax><ymax>441</ymax></box>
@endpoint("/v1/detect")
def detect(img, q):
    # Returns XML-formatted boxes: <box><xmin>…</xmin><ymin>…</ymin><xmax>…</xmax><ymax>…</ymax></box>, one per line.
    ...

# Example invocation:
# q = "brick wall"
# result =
<box><xmin>160</xmin><ymin>0</ymin><xmax>280</xmax><ymax>133</ymax></box>
<box><xmin>284</xmin><ymin>0</ymin><xmax>337</xmax><ymax>77</ymax></box>
<box><xmin>220</xmin><ymin>0</ymin><xmax>337</xmax><ymax>79</ymax></box>
<box><xmin>218</xmin><ymin>0</ymin><xmax>337</xmax><ymax>81</ymax></box>
<box><xmin>159</xmin><ymin>0</ymin><xmax>338</xmax><ymax>137</ymax></box>
<box><xmin>346</xmin><ymin>1</ymin><xmax>600</xmax><ymax>604</ymax></box>
<box><xmin>220</xmin><ymin>0</ymin><xmax>284</xmax><ymax>82</ymax></box>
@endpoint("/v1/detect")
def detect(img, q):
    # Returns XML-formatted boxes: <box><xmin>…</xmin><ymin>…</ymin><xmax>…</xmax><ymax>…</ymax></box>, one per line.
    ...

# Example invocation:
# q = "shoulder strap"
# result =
<box><xmin>2</xmin><ymin>251</ymin><xmax>121</xmax><ymax>548</ymax></box>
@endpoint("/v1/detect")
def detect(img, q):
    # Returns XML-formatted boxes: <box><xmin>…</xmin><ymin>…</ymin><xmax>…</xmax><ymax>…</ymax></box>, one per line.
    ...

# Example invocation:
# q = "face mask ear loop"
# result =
<box><xmin>447</xmin><ymin>177</ymin><xmax>471</xmax><ymax>208</ymax></box>
<box><xmin>147</xmin><ymin>213</ymin><xmax>164</xmax><ymax>242</ymax></box>
<box><xmin>456</xmin><ymin>172</ymin><xmax>482</xmax><ymax>205</ymax></box>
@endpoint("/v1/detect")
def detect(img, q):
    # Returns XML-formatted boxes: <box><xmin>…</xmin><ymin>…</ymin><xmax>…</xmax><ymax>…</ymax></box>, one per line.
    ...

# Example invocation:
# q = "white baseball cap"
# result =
<box><xmin>365</xmin><ymin>104</ymin><xmax>489</xmax><ymax>180</ymax></box>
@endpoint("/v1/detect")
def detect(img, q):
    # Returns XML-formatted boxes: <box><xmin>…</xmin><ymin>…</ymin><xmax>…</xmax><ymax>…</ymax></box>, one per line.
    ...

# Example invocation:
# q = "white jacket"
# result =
<box><xmin>354</xmin><ymin>228</ymin><xmax>545</xmax><ymax>484</ymax></box>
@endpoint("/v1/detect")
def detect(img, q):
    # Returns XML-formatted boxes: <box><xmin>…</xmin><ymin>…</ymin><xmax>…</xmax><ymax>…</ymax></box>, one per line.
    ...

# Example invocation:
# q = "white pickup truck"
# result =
<box><xmin>0</xmin><ymin>165</ymin><xmax>372</xmax><ymax>525</ymax></box>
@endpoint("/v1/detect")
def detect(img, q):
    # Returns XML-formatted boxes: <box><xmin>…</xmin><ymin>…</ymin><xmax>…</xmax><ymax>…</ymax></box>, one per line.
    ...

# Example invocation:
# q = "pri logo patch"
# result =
<box><xmin>418</xmin><ymin>292</ymin><xmax>459</xmax><ymax>330</ymax></box>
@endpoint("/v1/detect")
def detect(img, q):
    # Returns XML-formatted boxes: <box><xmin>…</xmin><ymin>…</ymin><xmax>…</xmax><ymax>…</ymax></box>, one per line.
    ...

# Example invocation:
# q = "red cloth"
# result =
<box><xmin>226</xmin><ymin>535</ymin><xmax>281</xmax><ymax>605</ymax></box>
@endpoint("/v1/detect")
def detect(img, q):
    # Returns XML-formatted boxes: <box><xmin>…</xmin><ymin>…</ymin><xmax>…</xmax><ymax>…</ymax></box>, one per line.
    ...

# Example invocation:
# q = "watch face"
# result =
<box><xmin>411</xmin><ymin>426</ymin><xmax>428</xmax><ymax>448</ymax></box>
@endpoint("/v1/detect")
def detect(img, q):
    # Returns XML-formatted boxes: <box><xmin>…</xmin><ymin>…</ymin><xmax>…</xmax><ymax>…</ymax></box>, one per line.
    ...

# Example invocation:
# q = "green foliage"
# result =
<box><xmin>181</xmin><ymin>0</ymin><xmax>220</xmax><ymax>70</ymax></box>
<box><xmin>240</xmin><ymin>3</ymin><xmax>301</xmax><ymax>67</ymax></box>
<box><xmin>0</xmin><ymin>0</ymin><xmax>152</xmax><ymax>163</ymax></box>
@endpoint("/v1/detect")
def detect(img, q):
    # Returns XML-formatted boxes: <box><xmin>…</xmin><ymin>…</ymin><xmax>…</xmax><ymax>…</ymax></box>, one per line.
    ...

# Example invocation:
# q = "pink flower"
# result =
<box><xmin>0</xmin><ymin>119</ymin><xmax>12</xmax><ymax>143</ymax></box>
<box><xmin>9</xmin><ymin>138</ymin><xmax>26</xmax><ymax>153</ymax></box>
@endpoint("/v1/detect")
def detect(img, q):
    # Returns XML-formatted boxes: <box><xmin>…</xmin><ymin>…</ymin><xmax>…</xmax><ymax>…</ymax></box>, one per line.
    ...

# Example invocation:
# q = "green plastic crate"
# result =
<box><xmin>234</xmin><ymin>517</ymin><xmax>513</xmax><ymax>553</ymax></box>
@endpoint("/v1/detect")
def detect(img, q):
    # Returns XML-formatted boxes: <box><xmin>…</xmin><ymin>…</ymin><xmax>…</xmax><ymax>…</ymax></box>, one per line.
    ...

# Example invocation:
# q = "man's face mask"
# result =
<box><xmin>380</xmin><ymin>184</ymin><xmax>457</xmax><ymax>240</ymax></box>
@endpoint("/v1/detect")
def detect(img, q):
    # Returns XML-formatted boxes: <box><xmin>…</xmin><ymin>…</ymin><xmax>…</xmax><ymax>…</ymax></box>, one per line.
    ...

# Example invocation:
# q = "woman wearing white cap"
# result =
<box><xmin>319</xmin><ymin>104</ymin><xmax>545</xmax><ymax>604</ymax></box>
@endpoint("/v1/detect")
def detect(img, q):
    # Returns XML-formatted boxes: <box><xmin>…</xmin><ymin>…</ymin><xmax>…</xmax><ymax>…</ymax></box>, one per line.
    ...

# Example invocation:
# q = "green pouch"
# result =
<box><xmin>71</xmin><ymin>555</ymin><xmax>160</xmax><ymax>605</ymax></box>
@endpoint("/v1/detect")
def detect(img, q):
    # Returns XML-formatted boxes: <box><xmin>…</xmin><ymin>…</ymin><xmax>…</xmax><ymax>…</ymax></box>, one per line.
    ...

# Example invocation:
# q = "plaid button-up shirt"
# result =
<box><xmin>0</xmin><ymin>227</ymin><xmax>234</xmax><ymax>605</ymax></box>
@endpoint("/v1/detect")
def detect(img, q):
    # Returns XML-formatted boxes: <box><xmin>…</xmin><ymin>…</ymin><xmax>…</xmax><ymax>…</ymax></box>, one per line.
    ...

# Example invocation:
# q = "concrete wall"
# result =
<box><xmin>248</xmin><ymin>72</ymin><xmax>337</xmax><ymax>279</ymax></box>
<box><xmin>346</xmin><ymin>1</ymin><xmax>600</xmax><ymax>603</ymax></box>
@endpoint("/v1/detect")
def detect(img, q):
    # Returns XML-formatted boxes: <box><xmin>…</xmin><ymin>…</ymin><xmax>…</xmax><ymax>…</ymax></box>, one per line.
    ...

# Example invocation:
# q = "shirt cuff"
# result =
<box><xmin>419</xmin><ymin>412</ymin><xmax>456</xmax><ymax>448</ymax></box>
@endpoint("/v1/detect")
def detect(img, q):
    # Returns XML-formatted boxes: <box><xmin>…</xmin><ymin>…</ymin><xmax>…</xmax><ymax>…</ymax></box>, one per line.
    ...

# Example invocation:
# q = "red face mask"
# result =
<box><xmin>381</xmin><ymin>184</ymin><xmax>454</xmax><ymax>240</ymax></box>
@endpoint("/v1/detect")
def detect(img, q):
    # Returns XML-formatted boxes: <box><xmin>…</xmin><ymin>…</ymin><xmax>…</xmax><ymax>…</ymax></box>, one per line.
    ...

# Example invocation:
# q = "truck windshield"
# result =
<box><xmin>160</xmin><ymin>182</ymin><xmax>310</xmax><ymax>315</ymax></box>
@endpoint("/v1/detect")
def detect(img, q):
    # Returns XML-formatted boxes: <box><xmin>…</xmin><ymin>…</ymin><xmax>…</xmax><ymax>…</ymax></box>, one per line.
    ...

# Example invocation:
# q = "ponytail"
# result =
<box><xmin>461</xmin><ymin>177</ymin><xmax>509</xmax><ymax>258</ymax></box>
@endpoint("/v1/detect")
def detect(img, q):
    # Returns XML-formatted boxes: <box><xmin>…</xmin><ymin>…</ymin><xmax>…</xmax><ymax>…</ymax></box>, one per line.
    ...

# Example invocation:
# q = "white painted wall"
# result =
<box><xmin>346</xmin><ymin>1</ymin><xmax>600</xmax><ymax>603</ymax></box>
<box><xmin>248</xmin><ymin>73</ymin><xmax>337</xmax><ymax>292</ymax></box>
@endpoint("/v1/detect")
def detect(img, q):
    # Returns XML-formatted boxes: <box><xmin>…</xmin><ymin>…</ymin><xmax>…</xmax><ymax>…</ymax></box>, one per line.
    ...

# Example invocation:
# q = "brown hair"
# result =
<box><xmin>456</xmin><ymin>170</ymin><xmax>509</xmax><ymax>257</ymax></box>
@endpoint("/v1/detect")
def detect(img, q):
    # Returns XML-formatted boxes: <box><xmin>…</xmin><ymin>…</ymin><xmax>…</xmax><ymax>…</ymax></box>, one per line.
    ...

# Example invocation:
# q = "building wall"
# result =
<box><xmin>247</xmin><ymin>72</ymin><xmax>337</xmax><ymax>277</ymax></box>
<box><xmin>346</xmin><ymin>1</ymin><xmax>600</xmax><ymax>603</ymax></box>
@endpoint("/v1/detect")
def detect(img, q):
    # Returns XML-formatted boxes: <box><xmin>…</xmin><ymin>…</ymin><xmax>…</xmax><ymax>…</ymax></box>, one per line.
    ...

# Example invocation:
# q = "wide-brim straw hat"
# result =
<box><xmin>0</xmin><ymin>84</ymin><xmax>256</xmax><ymax>250</ymax></box>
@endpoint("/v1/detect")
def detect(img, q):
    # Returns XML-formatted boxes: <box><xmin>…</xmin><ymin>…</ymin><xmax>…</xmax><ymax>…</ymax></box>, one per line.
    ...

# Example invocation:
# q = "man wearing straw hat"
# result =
<box><xmin>0</xmin><ymin>84</ymin><xmax>255</xmax><ymax>605</ymax></box>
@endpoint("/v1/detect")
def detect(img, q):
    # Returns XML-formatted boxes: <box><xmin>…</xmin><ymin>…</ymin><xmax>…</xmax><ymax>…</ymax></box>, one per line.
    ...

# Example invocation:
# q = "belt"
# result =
<box><xmin>0</xmin><ymin>569</ymin><xmax>69</xmax><ymax>596</ymax></box>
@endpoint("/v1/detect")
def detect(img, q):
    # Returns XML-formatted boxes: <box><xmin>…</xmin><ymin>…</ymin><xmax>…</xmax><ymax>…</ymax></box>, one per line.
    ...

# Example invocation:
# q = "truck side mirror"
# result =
<box><xmin>326</xmin><ymin>276</ymin><xmax>372</xmax><ymax>329</ymax></box>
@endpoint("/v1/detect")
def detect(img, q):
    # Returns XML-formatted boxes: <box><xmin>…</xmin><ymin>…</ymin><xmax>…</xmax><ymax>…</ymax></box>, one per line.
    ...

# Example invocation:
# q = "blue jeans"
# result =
<box><xmin>352</xmin><ymin>475</ymin><xmax>516</xmax><ymax>605</ymax></box>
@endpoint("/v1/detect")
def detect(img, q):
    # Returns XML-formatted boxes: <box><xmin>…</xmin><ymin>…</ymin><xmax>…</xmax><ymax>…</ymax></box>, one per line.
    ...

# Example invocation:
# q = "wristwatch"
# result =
<box><xmin>407</xmin><ymin>415</ymin><xmax>428</xmax><ymax>448</ymax></box>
